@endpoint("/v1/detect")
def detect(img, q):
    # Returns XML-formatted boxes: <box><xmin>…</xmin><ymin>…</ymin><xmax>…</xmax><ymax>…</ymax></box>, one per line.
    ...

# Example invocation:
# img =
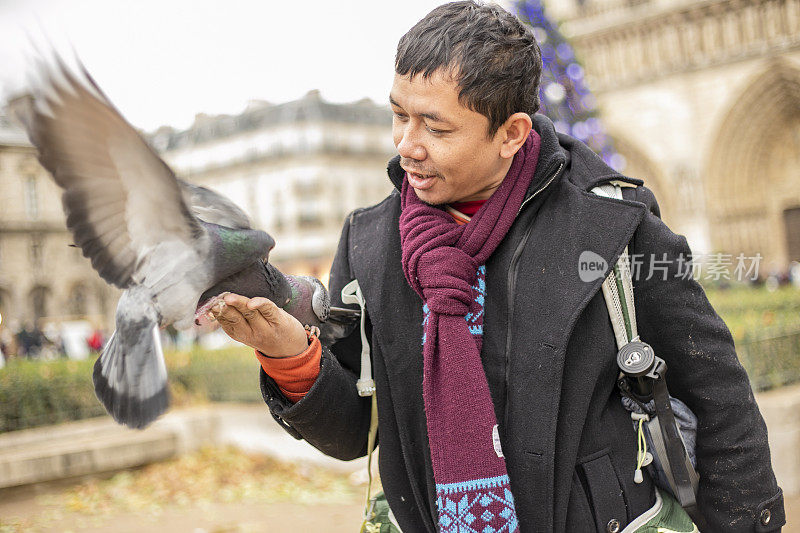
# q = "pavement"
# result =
<box><xmin>0</xmin><ymin>404</ymin><xmax>366</xmax><ymax>491</ymax></box>
<box><xmin>0</xmin><ymin>401</ymin><xmax>797</xmax><ymax>530</ymax></box>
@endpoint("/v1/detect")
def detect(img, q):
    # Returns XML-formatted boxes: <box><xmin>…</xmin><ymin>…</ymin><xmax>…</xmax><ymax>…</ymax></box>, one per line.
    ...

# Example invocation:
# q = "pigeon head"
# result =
<box><xmin>194</xmin><ymin>259</ymin><xmax>293</xmax><ymax>324</ymax></box>
<box><xmin>204</xmin><ymin>222</ymin><xmax>275</xmax><ymax>282</ymax></box>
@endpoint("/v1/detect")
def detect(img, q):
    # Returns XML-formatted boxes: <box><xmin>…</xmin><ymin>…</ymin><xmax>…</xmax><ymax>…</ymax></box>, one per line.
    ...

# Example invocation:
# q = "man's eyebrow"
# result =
<box><xmin>389</xmin><ymin>96</ymin><xmax>453</xmax><ymax>125</ymax></box>
<box><xmin>419</xmin><ymin>111</ymin><xmax>449</xmax><ymax>124</ymax></box>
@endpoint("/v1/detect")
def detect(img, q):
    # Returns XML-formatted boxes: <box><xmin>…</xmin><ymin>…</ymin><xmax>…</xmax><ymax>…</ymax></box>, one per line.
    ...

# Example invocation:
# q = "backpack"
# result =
<box><xmin>592</xmin><ymin>183</ymin><xmax>703</xmax><ymax>528</ymax></box>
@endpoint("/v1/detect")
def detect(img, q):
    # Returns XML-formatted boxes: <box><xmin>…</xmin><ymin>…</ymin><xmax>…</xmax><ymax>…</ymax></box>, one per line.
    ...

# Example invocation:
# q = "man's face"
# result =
<box><xmin>390</xmin><ymin>70</ymin><xmax>512</xmax><ymax>205</ymax></box>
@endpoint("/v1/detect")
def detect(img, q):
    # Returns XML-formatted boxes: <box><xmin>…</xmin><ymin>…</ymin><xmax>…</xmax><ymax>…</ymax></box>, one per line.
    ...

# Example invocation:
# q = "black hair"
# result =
<box><xmin>395</xmin><ymin>1</ymin><xmax>542</xmax><ymax>136</ymax></box>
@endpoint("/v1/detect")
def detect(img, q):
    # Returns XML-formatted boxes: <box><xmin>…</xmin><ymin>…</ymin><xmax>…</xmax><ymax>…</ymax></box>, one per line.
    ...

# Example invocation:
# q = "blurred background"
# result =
<box><xmin>0</xmin><ymin>0</ymin><xmax>798</xmax><ymax>531</ymax></box>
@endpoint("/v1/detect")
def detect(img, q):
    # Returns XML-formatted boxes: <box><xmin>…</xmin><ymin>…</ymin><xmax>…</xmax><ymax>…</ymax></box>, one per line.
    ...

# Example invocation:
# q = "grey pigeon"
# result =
<box><xmin>198</xmin><ymin>267</ymin><xmax>359</xmax><ymax>346</ymax></box>
<box><xmin>12</xmin><ymin>56</ymin><xmax>355</xmax><ymax>429</ymax></box>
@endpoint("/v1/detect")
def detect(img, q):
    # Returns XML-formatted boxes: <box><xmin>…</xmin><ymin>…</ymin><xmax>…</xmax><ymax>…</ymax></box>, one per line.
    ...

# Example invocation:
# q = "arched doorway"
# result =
<box><xmin>704</xmin><ymin>60</ymin><xmax>800</xmax><ymax>272</ymax></box>
<box><xmin>785</xmin><ymin>206</ymin><xmax>800</xmax><ymax>263</ymax></box>
<box><xmin>68</xmin><ymin>282</ymin><xmax>90</xmax><ymax>317</ymax></box>
<box><xmin>29</xmin><ymin>285</ymin><xmax>51</xmax><ymax>322</ymax></box>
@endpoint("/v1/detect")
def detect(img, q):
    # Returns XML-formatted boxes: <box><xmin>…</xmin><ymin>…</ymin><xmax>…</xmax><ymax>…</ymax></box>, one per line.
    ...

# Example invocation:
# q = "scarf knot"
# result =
<box><xmin>415</xmin><ymin>247</ymin><xmax>477</xmax><ymax>316</ymax></box>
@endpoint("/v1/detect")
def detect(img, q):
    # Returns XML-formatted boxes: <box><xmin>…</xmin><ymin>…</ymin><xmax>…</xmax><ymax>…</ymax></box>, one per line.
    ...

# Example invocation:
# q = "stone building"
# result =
<box><xmin>154</xmin><ymin>90</ymin><xmax>396</xmax><ymax>280</ymax></box>
<box><xmin>3</xmin><ymin>0</ymin><xmax>797</xmax><ymax>331</ymax></box>
<box><xmin>0</xmin><ymin>115</ymin><xmax>117</xmax><ymax>330</ymax></box>
<box><xmin>0</xmin><ymin>91</ymin><xmax>395</xmax><ymax>330</ymax></box>
<box><xmin>547</xmin><ymin>0</ymin><xmax>800</xmax><ymax>273</ymax></box>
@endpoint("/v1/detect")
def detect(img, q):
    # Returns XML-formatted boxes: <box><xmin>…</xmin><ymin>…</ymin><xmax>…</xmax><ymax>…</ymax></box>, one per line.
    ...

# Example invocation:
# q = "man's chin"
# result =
<box><xmin>412</xmin><ymin>186</ymin><xmax>448</xmax><ymax>206</ymax></box>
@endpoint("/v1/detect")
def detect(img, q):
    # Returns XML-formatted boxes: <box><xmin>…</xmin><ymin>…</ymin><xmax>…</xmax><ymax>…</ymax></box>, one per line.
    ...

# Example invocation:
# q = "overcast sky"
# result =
<box><xmin>0</xmin><ymin>0</ymin><xmax>484</xmax><ymax>132</ymax></box>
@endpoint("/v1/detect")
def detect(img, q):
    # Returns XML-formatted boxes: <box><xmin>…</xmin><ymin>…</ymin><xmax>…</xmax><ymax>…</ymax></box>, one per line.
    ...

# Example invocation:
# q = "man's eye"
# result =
<box><xmin>426</xmin><ymin>126</ymin><xmax>447</xmax><ymax>135</ymax></box>
<box><xmin>393</xmin><ymin>112</ymin><xmax>408</xmax><ymax>121</ymax></box>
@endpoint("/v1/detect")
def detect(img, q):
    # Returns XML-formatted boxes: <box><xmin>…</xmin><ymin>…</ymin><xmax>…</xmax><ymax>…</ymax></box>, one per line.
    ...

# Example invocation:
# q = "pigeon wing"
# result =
<box><xmin>14</xmin><ymin>59</ymin><xmax>202</xmax><ymax>289</ymax></box>
<box><xmin>178</xmin><ymin>180</ymin><xmax>252</xmax><ymax>229</ymax></box>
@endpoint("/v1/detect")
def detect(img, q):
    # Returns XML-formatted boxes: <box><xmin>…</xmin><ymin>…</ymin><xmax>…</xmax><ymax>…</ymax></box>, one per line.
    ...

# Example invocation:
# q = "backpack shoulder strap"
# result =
<box><xmin>591</xmin><ymin>185</ymin><xmax>703</xmax><ymax>524</ymax></box>
<box><xmin>342</xmin><ymin>280</ymin><xmax>382</xmax><ymax>529</ymax></box>
<box><xmin>591</xmin><ymin>183</ymin><xmax>638</xmax><ymax>348</ymax></box>
<box><xmin>341</xmin><ymin>279</ymin><xmax>375</xmax><ymax>397</ymax></box>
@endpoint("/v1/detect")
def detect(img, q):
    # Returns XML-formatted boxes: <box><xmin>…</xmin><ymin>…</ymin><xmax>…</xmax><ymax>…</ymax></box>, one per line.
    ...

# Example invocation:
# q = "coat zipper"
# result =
<box><xmin>503</xmin><ymin>161</ymin><xmax>564</xmax><ymax>428</ymax></box>
<box><xmin>517</xmin><ymin>162</ymin><xmax>563</xmax><ymax>215</ymax></box>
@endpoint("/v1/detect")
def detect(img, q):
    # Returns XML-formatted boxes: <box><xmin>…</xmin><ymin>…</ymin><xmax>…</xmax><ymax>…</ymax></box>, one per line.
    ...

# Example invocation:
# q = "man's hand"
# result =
<box><xmin>209</xmin><ymin>293</ymin><xmax>309</xmax><ymax>358</ymax></box>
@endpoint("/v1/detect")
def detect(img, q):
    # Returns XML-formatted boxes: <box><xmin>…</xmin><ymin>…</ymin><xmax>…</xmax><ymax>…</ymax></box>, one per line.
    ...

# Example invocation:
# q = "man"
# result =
<box><xmin>210</xmin><ymin>2</ymin><xmax>784</xmax><ymax>531</ymax></box>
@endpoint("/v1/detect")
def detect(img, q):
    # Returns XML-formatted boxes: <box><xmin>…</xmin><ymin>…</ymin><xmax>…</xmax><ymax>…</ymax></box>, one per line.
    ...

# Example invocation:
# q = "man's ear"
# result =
<box><xmin>498</xmin><ymin>112</ymin><xmax>533</xmax><ymax>159</ymax></box>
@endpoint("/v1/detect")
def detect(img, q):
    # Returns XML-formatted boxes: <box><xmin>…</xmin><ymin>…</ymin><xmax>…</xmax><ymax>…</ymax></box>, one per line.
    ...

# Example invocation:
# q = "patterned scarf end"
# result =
<box><xmin>436</xmin><ymin>474</ymin><xmax>519</xmax><ymax>533</ymax></box>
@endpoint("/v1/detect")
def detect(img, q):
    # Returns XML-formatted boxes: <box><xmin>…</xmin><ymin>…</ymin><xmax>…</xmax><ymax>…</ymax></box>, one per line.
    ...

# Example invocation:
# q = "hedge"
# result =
<box><xmin>1</xmin><ymin>285</ymin><xmax>799</xmax><ymax>432</ymax></box>
<box><xmin>0</xmin><ymin>345</ymin><xmax>261</xmax><ymax>433</ymax></box>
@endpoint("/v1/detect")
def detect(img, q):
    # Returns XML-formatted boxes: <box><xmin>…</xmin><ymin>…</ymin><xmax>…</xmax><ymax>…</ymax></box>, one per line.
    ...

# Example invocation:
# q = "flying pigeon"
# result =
<box><xmin>12</xmin><ymin>56</ymin><xmax>357</xmax><ymax>429</ymax></box>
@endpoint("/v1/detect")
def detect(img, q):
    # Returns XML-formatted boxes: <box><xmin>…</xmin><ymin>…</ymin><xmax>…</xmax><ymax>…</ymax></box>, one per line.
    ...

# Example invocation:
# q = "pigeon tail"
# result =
<box><xmin>93</xmin><ymin>288</ymin><xmax>169</xmax><ymax>429</ymax></box>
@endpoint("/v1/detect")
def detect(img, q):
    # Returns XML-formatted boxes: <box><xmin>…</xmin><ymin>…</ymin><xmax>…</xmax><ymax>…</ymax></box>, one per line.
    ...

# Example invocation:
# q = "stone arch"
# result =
<box><xmin>704</xmin><ymin>59</ymin><xmax>800</xmax><ymax>270</ymax></box>
<box><xmin>29</xmin><ymin>285</ymin><xmax>51</xmax><ymax>322</ymax></box>
<box><xmin>67</xmin><ymin>281</ymin><xmax>91</xmax><ymax>317</ymax></box>
<box><xmin>606</xmin><ymin>132</ymin><xmax>674</xmax><ymax>223</ymax></box>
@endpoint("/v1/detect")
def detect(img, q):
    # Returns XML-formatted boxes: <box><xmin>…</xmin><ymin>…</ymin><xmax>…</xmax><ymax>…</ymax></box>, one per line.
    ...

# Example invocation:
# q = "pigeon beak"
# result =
<box><xmin>194</xmin><ymin>294</ymin><xmax>222</xmax><ymax>325</ymax></box>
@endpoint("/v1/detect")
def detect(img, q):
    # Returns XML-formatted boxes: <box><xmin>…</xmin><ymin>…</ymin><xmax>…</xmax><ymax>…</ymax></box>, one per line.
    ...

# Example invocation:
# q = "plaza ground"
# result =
<box><xmin>1</xmin><ymin>473</ymin><xmax>796</xmax><ymax>532</ymax></box>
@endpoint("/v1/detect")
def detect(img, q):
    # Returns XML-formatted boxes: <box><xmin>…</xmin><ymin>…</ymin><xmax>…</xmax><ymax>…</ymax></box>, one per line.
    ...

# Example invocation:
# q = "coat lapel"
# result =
<box><xmin>503</xmin><ymin>179</ymin><xmax>647</xmax><ymax>530</ymax></box>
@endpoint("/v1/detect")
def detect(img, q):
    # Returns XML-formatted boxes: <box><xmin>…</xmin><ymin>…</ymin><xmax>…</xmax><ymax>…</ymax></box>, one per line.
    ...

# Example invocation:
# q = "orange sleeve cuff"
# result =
<box><xmin>255</xmin><ymin>336</ymin><xmax>322</xmax><ymax>403</ymax></box>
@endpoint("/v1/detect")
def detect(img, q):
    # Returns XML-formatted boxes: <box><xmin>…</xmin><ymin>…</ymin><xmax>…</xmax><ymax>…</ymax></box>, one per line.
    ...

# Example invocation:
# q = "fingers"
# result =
<box><xmin>248</xmin><ymin>297</ymin><xmax>282</xmax><ymax>323</ymax></box>
<box><xmin>223</xmin><ymin>293</ymin><xmax>261</xmax><ymax>322</ymax></box>
<box><xmin>211</xmin><ymin>294</ymin><xmax>252</xmax><ymax>338</ymax></box>
<box><xmin>208</xmin><ymin>293</ymin><xmax>306</xmax><ymax>356</ymax></box>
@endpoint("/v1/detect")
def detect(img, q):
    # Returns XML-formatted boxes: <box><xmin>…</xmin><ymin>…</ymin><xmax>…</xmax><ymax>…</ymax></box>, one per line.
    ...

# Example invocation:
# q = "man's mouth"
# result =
<box><xmin>405</xmin><ymin>170</ymin><xmax>438</xmax><ymax>191</ymax></box>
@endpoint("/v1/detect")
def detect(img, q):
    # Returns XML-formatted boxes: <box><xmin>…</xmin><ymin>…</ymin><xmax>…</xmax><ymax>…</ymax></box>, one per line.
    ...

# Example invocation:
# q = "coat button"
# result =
<box><xmin>761</xmin><ymin>508</ymin><xmax>771</xmax><ymax>525</ymax></box>
<box><xmin>607</xmin><ymin>519</ymin><xmax>621</xmax><ymax>533</ymax></box>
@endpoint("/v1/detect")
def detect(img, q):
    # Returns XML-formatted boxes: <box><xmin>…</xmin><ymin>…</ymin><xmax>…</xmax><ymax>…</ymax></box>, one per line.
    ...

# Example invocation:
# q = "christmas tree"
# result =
<box><xmin>513</xmin><ymin>0</ymin><xmax>624</xmax><ymax>170</ymax></box>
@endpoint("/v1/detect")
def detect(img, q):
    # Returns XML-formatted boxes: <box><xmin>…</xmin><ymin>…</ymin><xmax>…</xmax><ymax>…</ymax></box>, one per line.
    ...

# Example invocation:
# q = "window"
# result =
<box><xmin>30</xmin><ymin>286</ymin><xmax>49</xmax><ymax>321</ymax></box>
<box><xmin>293</xmin><ymin>177</ymin><xmax>321</xmax><ymax>197</ymax></box>
<box><xmin>297</xmin><ymin>211</ymin><xmax>324</xmax><ymax>229</ymax></box>
<box><xmin>96</xmin><ymin>285</ymin><xmax>108</xmax><ymax>316</ymax></box>
<box><xmin>69</xmin><ymin>283</ymin><xmax>88</xmax><ymax>316</ymax></box>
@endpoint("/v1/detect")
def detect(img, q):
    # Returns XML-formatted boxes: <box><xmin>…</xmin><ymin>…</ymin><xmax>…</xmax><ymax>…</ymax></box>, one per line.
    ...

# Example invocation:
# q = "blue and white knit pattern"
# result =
<box><xmin>464</xmin><ymin>265</ymin><xmax>486</xmax><ymax>336</ymax></box>
<box><xmin>422</xmin><ymin>265</ymin><xmax>486</xmax><ymax>344</ymax></box>
<box><xmin>436</xmin><ymin>474</ymin><xmax>518</xmax><ymax>533</ymax></box>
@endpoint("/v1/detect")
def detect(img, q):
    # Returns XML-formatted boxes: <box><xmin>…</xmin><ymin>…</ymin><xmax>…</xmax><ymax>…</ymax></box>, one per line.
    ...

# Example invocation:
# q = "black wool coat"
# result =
<box><xmin>260</xmin><ymin>115</ymin><xmax>785</xmax><ymax>532</ymax></box>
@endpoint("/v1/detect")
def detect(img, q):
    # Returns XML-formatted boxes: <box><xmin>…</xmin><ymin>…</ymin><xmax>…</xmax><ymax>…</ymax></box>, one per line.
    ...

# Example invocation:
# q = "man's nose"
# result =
<box><xmin>396</xmin><ymin>125</ymin><xmax>427</xmax><ymax>161</ymax></box>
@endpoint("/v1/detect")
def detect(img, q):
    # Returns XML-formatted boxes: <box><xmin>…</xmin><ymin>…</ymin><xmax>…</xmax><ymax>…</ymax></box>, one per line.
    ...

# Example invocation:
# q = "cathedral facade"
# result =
<box><xmin>547</xmin><ymin>0</ymin><xmax>800</xmax><ymax>273</ymax></box>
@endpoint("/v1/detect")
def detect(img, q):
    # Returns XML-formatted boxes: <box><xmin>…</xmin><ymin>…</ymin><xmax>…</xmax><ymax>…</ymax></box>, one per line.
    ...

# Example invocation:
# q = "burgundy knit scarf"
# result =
<box><xmin>399</xmin><ymin>131</ymin><xmax>540</xmax><ymax>532</ymax></box>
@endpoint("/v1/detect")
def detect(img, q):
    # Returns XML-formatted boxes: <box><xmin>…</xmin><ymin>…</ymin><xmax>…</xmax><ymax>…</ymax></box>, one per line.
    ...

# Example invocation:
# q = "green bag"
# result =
<box><xmin>361</xmin><ymin>490</ymin><xmax>401</xmax><ymax>533</ymax></box>
<box><xmin>628</xmin><ymin>489</ymin><xmax>698</xmax><ymax>533</ymax></box>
